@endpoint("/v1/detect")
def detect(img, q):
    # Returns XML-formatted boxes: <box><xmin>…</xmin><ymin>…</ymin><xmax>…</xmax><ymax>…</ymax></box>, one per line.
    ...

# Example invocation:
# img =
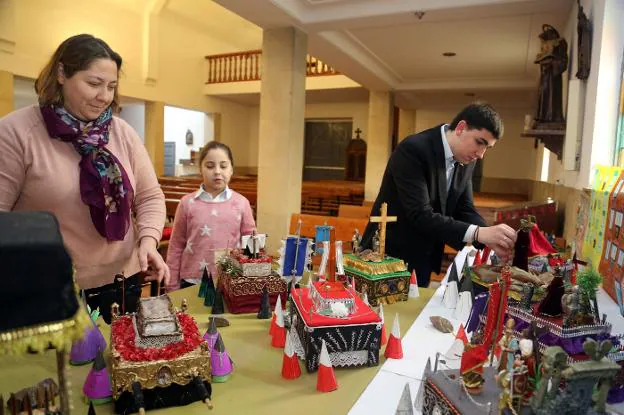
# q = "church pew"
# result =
<box><xmin>335</xmin><ymin>193</ymin><xmax>536</xmax><ymax>227</ymax></box>
<box><xmin>165</xmin><ymin>198</ymin><xmax>179</xmax><ymax>222</ymax></box>
<box><xmin>493</xmin><ymin>198</ymin><xmax>558</xmax><ymax>235</ymax></box>
<box><xmin>289</xmin><ymin>213</ymin><xmax>368</xmax><ymax>245</ymax></box>
<box><xmin>338</xmin><ymin>204</ymin><xmax>371</xmax><ymax>219</ymax></box>
<box><xmin>159</xmin><ymin>177</ymin><xmax>190</xmax><ymax>186</ymax></box>
<box><xmin>161</xmin><ymin>185</ymin><xmax>198</xmax><ymax>193</ymax></box>
<box><xmin>163</xmin><ymin>190</ymin><xmax>192</xmax><ymax>200</ymax></box>
<box><xmin>159</xmin><ymin>176</ymin><xmax>366</xmax><ymax>217</ymax></box>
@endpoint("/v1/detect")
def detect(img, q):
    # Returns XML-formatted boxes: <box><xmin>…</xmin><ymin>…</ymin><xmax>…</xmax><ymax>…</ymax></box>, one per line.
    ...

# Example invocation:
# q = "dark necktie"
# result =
<box><xmin>448</xmin><ymin>161</ymin><xmax>458</xmax><ymax>191</ymax></box>
<box><xmin>447</xmin><ymin>162</ymin><xmax>459</xmax><ymax>208</ymax></box>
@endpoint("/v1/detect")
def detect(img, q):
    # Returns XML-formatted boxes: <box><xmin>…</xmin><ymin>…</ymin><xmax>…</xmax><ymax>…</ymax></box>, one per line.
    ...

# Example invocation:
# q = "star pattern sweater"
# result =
<box><xmin>166</xmin><ymin>190</ymin><xmax>256</xmax><ymax>290</ymax></box>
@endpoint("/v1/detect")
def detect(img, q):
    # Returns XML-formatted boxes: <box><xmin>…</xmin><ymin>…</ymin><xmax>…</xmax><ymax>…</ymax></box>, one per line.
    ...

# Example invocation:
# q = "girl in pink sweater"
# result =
<box><xmin>166</xmin><ymin>142</ymin><xmax>256</xmax><ymax>290</ymax></box>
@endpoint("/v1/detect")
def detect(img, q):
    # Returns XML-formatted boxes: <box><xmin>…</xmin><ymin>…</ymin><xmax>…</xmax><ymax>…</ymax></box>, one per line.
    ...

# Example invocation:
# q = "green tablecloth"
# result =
<box><xmin>0</xmin><ymin>286</ymin><xmax>433</xmax><ymax>414</ymax></box>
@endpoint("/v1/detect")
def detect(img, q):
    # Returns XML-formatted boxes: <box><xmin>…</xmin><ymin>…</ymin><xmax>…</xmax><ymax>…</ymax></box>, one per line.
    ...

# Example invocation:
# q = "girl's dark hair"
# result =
<box><xmin>197</xmin><ymin>141</ymin><xmax>234</xmax><ymax>167</ymax></box>
<box><xmin>35</xmin><ymin>34</ymin><xmax>123</xmax><ymax>111</ymax></box>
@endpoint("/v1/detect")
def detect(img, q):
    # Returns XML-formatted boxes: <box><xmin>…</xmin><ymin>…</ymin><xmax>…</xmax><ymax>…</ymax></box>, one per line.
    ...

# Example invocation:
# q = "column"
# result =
<box><xmin>398</xmin><ymin>108</ymin><xmax>416</xmax><ymax>142</ymax></box>
<box><xmin>0</xmin><ymin>70</ymin><xmax>13</xmax><ymax>117</ymax></box>
<box><xmin>257</xmin><ymin>27</ymin><xmax>307</xmax><ymax>253</ymax></box>
<box><xmin>144</xmin><ymin>100</ymin><xmax>165</xmax><ymax>177</ymax></box>
<box><xmin>364</xmin><ymin>91</ymin><xmax>393</xmax><ymax>201</ymax></box>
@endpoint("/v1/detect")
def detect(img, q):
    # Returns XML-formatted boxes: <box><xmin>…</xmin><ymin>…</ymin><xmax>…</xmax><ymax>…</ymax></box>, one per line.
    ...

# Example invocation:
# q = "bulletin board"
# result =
<box><xmin>599</xmin><ymin>169</ymin><xmax>624</xmax><ymax>307</ymax></box>
<box><xmin>584</xmin><ymin>166</ymin><xmax>622</xmax><ymax>269</ymax></box>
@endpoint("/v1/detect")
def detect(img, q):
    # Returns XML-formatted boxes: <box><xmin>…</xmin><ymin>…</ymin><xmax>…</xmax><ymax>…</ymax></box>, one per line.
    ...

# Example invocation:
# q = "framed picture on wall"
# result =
<box><xmin>185</xmin><ymin>129</ymin><xmax>194</xmax><ymax>145</ymax></box>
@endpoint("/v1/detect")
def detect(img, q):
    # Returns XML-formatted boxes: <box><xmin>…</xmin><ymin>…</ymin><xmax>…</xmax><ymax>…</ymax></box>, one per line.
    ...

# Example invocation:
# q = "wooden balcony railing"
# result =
<box><xmin>205</xmin><ymin>50</ymin><xmax>339</xmax><ymax>84</ymax></box>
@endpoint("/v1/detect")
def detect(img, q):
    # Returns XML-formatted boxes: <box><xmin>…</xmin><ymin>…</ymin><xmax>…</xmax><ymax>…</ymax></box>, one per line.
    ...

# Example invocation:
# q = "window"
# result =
<box><xmin>540</xmin><ymin>148</ymin><xmax>550</xmax><ymax>182</ymax></box>
<box><xmin>303</xmin><ymin>119</ymin><xmax>352</xmax><ymax>181</ymax></box>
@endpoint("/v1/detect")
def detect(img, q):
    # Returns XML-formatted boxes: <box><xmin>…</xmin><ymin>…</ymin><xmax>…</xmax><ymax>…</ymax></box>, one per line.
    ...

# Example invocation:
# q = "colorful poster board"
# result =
<box><xmin>599</xmin><ymin>168</ymin><xmax>624</xmax><ymax>305</ymax></box>
<box><xmin>584</xmin><ymin>166</ymin><xmax>622</xmax><ymax>268</ymax></box>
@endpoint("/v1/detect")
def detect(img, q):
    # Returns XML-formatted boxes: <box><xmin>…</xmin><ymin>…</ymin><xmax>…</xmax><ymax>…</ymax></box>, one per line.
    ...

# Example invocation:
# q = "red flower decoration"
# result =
<box><xmin>111</xmin><ymin>313</ymin><xmax>204</xmax><ymax>361</ymax></box>
<box><xmin>231</xmin><ymin>248</ymin><xmax>273</xmax><ymax>264</ymax></box>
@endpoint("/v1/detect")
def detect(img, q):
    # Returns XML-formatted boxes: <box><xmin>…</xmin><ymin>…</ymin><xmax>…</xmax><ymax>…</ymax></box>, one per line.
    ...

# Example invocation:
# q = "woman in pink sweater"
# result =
<box><xmin>166</xmin><ymin>141</ymin><xmax>256</xmax><ymax>291</ymax></box>
<box><xmin>0</xmin><ymin>34</ymin><xmax>168</xmax><ymax>295</ymax></box>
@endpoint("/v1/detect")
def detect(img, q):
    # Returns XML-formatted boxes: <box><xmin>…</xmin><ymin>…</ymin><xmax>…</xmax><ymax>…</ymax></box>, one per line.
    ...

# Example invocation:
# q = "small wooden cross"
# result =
<box><xmin>354</xmin><ymin>128</ymin><xmax>362</xmax><ymax>139</ymax></box>
<box><xmin>369</xmin><ymin>202</ymin><xmax>397</xmax><ymax>259</ymax></box>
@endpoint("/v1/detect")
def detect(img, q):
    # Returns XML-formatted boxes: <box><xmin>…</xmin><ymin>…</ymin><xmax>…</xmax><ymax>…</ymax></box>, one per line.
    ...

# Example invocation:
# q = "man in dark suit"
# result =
<box><xmin>361</xmin><ymin>103</ymin><xmax>516</xmax><ymax>287</ymax></box>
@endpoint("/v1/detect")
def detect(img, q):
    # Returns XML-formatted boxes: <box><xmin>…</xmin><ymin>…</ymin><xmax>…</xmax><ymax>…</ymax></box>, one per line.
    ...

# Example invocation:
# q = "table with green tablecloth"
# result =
<box><xmin>0</xmin><ymin>286</ymin><xmax>434</xmax><ymax>414</ymax></box>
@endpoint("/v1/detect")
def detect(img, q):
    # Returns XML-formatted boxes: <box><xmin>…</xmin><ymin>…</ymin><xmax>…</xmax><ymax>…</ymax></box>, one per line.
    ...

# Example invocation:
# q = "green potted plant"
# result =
<box><xmin>576</xmin><ymin>267</ymin><xmax>603</xmax><ymax>321</ymax></box>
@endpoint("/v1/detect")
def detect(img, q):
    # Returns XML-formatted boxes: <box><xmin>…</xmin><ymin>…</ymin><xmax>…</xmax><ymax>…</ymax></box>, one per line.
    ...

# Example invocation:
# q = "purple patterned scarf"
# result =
<box><xmin>40</xmin><ymin>105</ymin><xmax>134</xmax><ymax>241</ymax></box>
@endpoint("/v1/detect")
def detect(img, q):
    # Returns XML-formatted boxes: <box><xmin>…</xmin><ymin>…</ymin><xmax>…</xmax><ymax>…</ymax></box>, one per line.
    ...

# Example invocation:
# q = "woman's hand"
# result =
<box><xmin>138</xmin><ymin>236</ymin><xmax>170</xmax><ymax>285</ymax></box>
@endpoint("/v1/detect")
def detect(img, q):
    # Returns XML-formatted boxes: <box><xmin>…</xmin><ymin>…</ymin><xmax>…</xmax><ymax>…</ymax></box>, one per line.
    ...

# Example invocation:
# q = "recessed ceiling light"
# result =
<box><xmin>443</xmin><ymin>52</ymin><xmax>456</xmax><ymax>57</ymax></box>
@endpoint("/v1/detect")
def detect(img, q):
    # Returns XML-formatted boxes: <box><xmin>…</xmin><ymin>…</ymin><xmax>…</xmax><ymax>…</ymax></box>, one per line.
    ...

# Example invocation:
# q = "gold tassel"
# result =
<box><xmin>0</xmin><ymin>309</ymin><xmax>90</xmax><ymax>356</ymax></box>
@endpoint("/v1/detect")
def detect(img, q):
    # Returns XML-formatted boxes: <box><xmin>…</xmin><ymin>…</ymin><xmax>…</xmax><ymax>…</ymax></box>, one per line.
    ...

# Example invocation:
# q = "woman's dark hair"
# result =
<box><xmin>35</xmin><ymin>34</ymin><xmax>123</xmax><ymax>111</ymax></box>
<box><xmin>449</xmin><ymin>102</ymin><xmax>504</xmax><ymax>139</ymax></box>
<box><xmin>197</xmin><ymin>141</ymin><xmax>234</xmax><ymax>167</ymax></box>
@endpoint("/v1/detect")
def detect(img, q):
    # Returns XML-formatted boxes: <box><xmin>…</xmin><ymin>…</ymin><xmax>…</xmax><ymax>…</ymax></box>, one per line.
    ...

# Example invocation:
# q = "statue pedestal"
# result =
<box><xmin>521</xmin><ymin>123</ymin><xmax>565</xmax><ymax>160</ymax></box>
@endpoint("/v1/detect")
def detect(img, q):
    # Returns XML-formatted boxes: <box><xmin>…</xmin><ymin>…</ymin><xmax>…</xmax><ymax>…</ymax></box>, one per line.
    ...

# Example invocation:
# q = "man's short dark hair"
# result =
<box><xmin>449</xmin><ymin>102</ymin><xmax>504</xmax><ymax>139</ymax></box>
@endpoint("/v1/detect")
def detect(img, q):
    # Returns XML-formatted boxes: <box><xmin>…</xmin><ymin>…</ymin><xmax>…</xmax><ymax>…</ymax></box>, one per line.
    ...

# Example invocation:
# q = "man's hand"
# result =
<box><xmin>477</xmin><ymin>224</ymin><xmax>517</xmax><ymax>263</ymax></box>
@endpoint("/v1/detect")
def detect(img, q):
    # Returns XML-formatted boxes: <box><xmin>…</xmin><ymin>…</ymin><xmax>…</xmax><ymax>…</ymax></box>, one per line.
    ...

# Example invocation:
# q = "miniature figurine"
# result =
<box><xmin>351</xmin><ymin>228</ymin><xmax>362</xmax><ymax>254</ymax></box>
<box><xmin>372</xmin><ymin>227</ymin><xmax>381</xmax><ymax>254</ymax></box>
<box><xmin>497</xmin><ymin>319</ymin><xmax>519</xmax><ymax>373</ymax></box>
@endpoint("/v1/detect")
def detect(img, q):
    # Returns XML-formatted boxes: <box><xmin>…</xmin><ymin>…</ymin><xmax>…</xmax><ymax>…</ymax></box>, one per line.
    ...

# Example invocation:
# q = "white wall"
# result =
<box><xmin>13</xmin><ymin>77</ymin><xmax>37</xmax><ymax>109</ymax></box>
<box><xmin>532</xmin><ymin>0</ymin><xmax>624</xmax><ymax>189</ymax></box>
<box><xmin>204</xmin><ymin>113</ymin><xmax>214</xmax><ymax>154</ymax></box>
<box><xmin>413</xmin><ymin>106</ymin><xmax>539</xmax><ymax>181</ymax></box>
<box><xmin>577</xmin><ymin>0</ymin><xmax>624</xmax><ymax>188</ymax></box>
<box><xmin>118</xmin><ymin>102</ymin><xmax>145</xmax><ymax>142</ymax></box>
<box><xmin>247</xmin><ymin>106</ymin><xmax>260</xmax><ymax>172</ymax></box>
<box><xmin>13</xmin><ymin>80</ymin><xmax>148</xmax><ymax>149</ymax></box>
<box><xmin>164</xmin><ymin>105</ymin><xmax>212</xmax><ymax>165</ymax></box>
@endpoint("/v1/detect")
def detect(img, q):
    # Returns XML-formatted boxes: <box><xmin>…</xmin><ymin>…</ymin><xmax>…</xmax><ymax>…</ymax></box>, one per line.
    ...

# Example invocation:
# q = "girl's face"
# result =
<box><xmin>201</xmin><ymin>148</ymin><xmax>233</xmax><ymax>196</ymax></box>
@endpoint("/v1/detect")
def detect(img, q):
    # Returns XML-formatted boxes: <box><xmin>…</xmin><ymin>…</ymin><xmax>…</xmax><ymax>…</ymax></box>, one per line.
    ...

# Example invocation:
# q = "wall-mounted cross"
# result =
<box><xmin>354</xmin><ymin>128</ymin><xmax>362</xmax><ymax>139</ymax></box>
<box><xmin>369</xmin><ymin>202</ymin><xmax>397</xmax><ymax>259</ymax></box>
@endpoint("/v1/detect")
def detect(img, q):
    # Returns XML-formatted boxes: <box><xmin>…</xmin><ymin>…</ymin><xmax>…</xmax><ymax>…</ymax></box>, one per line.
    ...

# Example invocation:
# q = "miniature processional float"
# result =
<box><xmin>343</xmin><ymin>203</ymin><xmax>411</xmax><ymax>306</ymax></box>
<box><xmin>217</xmin><ymin>231</ymin><xmax>288</xmax><ymax>314</ymax></box>
<box><xmin>0</xmin><ymin>212</ymin><xmax>91</xmax><ymax>415</ymax></box>
<box><xmin>278</xmin><ymin>219</ymin><xmax>384</xmax><ymax>372</ymax></box>
<box><xmin>418</xmin><ymin>215</ymin><xmax>623</xmax><ymax>414</ymax></box>
<box><xmin>110</xmin><ymin>294</ymin><xmax>213</xmax><ymax>414</ymax></box>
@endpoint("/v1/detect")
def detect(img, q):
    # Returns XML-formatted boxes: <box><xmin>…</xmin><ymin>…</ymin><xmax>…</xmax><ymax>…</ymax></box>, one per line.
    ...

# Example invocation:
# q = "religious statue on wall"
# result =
<box><xmin>534</xmin><ymin>24</ymin><xmax>568</xmax><ymax>126</ymax></box>
<box><xmin>576</xmin><ymin>0</ymin><xmax>592</xmax><ymax>80</ymax></box>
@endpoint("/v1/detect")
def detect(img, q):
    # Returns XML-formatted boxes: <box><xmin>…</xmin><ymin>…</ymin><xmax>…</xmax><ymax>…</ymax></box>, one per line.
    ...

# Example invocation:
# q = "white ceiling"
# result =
<box><xmin>213</xmin><ymin>0</ymin><xmax>573</xmax><ymax>97</ymax></box>
<box><xmin>217</xmin><ymin>86</ymin><xmax>535</xmax><ymax>111</ymax></box>
<box><xmin>164</xmin><ymin>0</ymin><xmax>262</xmax><ymax>51</ymax></box>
